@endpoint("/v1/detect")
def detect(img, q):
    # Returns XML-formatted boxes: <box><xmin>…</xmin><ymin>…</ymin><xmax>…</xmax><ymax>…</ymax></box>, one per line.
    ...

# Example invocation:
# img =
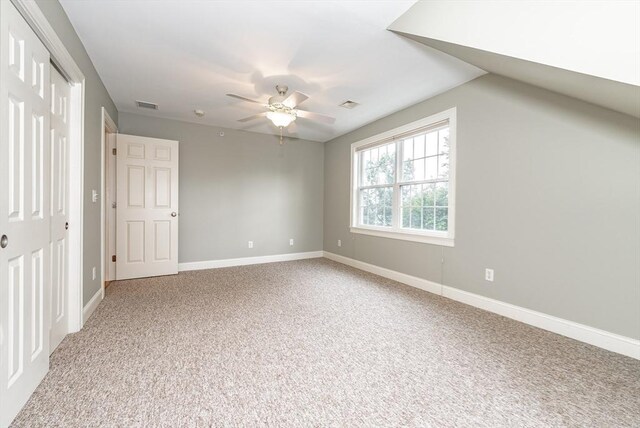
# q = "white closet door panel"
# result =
<box><xmin>0</xmin><ymin>2</ymin><xmax>51</xmax><ymax>425</ymax></box>
<box><xmin>49</xmin><ymin>66</ymin><xmax>70</xmax><ymax>354</ymax></box>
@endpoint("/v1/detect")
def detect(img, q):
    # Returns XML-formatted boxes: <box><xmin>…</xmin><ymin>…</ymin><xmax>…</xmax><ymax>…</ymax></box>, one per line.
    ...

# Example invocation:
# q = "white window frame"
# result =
<box><xmin>350</xmin><ymin>108</ymin><xmax>457</xmax><ymax>247</ymax></box>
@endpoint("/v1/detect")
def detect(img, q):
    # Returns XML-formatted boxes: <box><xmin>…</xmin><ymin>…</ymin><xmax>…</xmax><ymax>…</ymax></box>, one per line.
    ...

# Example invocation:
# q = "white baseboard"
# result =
<box><xmin>178</xmin><ymin>251</ymin><xmax>324</xmax><ymax>272</ymax></box>
<box><xmin>323</xmin><ymin>251</ymin><xmax>442</xmax><ymax>295</ymax></box>
<box><xmin>82</xmin><ymin>287</ymin><xmax>103</xmax><ymax>325</ymax></box>
<box><xmin>323</xmin><ymin>251</ymin><xmax>640</xmax><ymax>360</ymax></box>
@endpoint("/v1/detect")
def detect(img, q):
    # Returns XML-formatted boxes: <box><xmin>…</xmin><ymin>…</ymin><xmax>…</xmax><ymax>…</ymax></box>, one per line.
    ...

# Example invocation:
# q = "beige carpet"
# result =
<box><xmin>12</xmin><ymin>258</ymin><xmax>640</xmax><ymax>427</ymax></box>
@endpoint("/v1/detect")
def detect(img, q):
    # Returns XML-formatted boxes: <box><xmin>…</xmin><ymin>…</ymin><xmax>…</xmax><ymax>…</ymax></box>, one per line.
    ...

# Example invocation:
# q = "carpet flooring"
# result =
<box><xmin>12</xmin><ymin>258</ymin><xmax>640</xmax><ymax>427</ymax></box>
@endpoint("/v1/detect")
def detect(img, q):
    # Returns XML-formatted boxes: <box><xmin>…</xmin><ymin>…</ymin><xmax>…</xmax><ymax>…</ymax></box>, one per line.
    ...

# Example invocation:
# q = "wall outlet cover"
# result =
<box><xmin>485</xmin><ymin>268</ymin><xmax>494</xmax><ymax>282</ymax></box>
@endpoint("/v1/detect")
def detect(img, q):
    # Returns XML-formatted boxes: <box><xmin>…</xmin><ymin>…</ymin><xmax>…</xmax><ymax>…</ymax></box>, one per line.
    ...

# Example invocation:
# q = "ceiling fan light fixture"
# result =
<box><xmin>267</xmin><ymin>110</ymin><xmax>296</xmax><ymax>127</ymax></box>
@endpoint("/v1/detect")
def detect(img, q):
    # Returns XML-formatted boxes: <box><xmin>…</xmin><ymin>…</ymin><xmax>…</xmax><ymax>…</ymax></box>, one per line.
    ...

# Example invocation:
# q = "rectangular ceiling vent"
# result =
<box><xmin>339</xmin><ymin>100</ymin><xmax>359</xmax><ymax>109</ymax></box>
<box><xmin>135</xmin><ymin>100</ymin><xmax>159</xmax><ymax>110</ymax></box>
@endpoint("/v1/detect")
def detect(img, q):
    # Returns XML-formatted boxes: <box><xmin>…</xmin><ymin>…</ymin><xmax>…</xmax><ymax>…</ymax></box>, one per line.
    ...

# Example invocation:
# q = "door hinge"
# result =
<box><xmin>112</xmin><ymin>148</ymin><xmax>117</xmax><ymax>155</ymax></box>
<box><xmin>112</xmin><ymin>255</ymin><xmax>116</xmax><ymax>262</ymax></box>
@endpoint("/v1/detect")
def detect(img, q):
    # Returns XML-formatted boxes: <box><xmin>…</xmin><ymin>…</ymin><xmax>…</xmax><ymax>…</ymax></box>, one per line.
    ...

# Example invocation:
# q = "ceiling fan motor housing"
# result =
<box><xmin>269</xmin><ymin>85</ymin><xmax>290</xmax><ymax>107</ymax></box>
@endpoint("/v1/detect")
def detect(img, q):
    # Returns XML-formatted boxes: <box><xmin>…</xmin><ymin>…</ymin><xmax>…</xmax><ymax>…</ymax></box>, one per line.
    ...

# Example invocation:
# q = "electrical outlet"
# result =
<box><xmin>289</xmin><ymin>238</ymin><xmax>294</xmax><ymax>246</ymax></box>
<box><xmin>248</xmin><ymin>241</ymin><xmax>253</xmax><ymax>249</ymax></box>
<box><xmin>92</xmin><ymin>189</ymin><xmax>98</xmax><ymax>203</ymax></box>
<box><xmin>485</xmin><ymin>268</ymin><xmax>494</xmax><ymax>282</ymax></box>
<box><xmin>92</xmin><ymin>267</ymin><xmax>97</xmax><ymax>280</ymax></box>
<box><xmin>338</xmin><ymin>239</ymin><xmax>342</xmax><ymax>247</ymax></box>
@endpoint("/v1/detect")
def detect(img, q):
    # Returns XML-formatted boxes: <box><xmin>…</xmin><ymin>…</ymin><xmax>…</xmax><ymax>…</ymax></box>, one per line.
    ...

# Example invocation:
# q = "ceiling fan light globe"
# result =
<box><xmin>267</xmin><ymin>111</ymin><xmax>296</xmax><ymax>127</ymax></box>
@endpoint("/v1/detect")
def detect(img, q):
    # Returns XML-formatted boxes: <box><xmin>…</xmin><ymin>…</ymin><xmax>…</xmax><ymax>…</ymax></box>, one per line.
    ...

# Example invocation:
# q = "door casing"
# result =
<box><xmin>101</xmin><ymin>107</ymin><xmax>117</xmax><ymax>291</ymax></box>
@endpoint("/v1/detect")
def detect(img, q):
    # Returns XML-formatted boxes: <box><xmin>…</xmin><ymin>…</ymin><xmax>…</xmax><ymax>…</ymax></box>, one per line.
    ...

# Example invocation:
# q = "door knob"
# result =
<box><xmin>171</xmin><ymin>212</ymin><xmax>177</xmax><ymax>217</ymax></box>
<box><xmin>0</xmin><ymin>234</ymin><xmax>7</xmax><ymax>249</ymax></box>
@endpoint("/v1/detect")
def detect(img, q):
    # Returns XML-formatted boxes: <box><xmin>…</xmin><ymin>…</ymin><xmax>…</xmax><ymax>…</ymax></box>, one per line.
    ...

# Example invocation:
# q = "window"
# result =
<box><xmin>350</xmin><ymin>108</ymin><xmax>456</xmax><ymax>246</ymax></box>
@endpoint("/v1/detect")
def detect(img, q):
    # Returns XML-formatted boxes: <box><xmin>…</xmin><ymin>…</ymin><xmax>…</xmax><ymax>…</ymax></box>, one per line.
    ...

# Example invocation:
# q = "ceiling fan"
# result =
<box><xmin>226</xmin><ymin>85</ymin><xmax>335</xmax><ymax>143</ymax></box>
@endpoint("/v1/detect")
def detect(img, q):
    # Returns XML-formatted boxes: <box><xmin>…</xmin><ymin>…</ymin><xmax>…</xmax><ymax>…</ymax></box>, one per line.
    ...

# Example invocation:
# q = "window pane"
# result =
<box><xmin>423</xmin><ymin>207</ymin><xmax>435</xmax><ymax>230</ymax></box>
<box><xmin>413</xmin><ymin>159</ymin><xmax>425</xmax><ymax>181</ymax></box>
<box><xmin>384</xmin><ymin>206</ymin><xmax>392</xmax><ymax>226</ymax></box>
<box><xmin>439</xmin><ymin>128</ymin><xmax>450</xmax><ymax>154</ymax></box>
<box><xmin>435</xmin><ymin>182</ymin><xmax>448</xmax><ymax>206</ymax></box>
<box><xmin>401</xmin><ymin>184</ymin><xmax>436</xmax><ymax>208</ymax></box>
<box><xmin>402</xmin><ymin>160</ymin><xmax>414</xmax><ymax>181</ymax></box>
<box><xmin>403</xmin><ymin>138</ymin><xmax>413</xmax><ymax>161</ymax></box>
<box><xmin>413</xmin><ymin>134</ymin><xmax>425</xmax><ymax>159</ymax></box>
<box><xmin>359</xmin><ymin>187</ymin><xmax>393</xmax><ymax>227</ymax></box>
<box><xmin>410</xmin><ymin>207</ymin><xmax>422</xmax><ymax>229</ymax></box>
<box><xmin>435</xmin><ymin>207</ymin><xmax>448</xmax><ymax>231</ymax></box>
<box><xmin>425</xmin><ymin>156</ymin><xmax>438</xmax><ymax>180</ymax></box>
<box><xmin>423</xmin><ymin>183</ymin><xmax>435</xmax><ymax>206</ymax></box>
<box><xmin>402</xmin><ymin>207</ymin><xmax>410</xmax><ymax>228</ymax></box>
<box><xmin>425</xmin><ymin>131</ymin><xmax>438</xmax><ymax>156</ymax></box>
<box><xmin>361</xmin><ymin>143</ymin><xmax>395</xmax><ymax>186</ymax></box>
<box><xmin>438</xmin><ymin>153</ymin><xmax>449</xmax><ymax>179</ymax></box>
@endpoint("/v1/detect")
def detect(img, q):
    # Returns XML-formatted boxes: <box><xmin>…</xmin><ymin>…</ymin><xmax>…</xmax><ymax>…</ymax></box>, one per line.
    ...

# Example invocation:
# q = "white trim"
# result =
<box><xmin>350</xmin><ymin>226</ymin><xmax>455</xmax><ymax>246</ymax></box>
<box><xmin>12</xmin><ymin>0</ymin><xmax>87</xmax><ymax>333</ymax></box>
<box><xmin>349</xmin><ymin>108</ymin><xmax>457</xmax><ymax>247</ymax></box>
<box><xmin>67</xmin><ymin>81</ymin><xmax>84</xmax><ymax>333</ymax></box>
<box><xmin>10</xmin><ymin>0</ymin><xmax>83</xmax><ymax>82</ymax></box>
<box><xmin>440</xmin><ymin>286</ymin><xmax>640</xmax><ymax>360</ymax></box>
<box><xmin>82</xmin><ymin>288</ymin><xmax>102</xmax><ymax>324</ymax></box>
<box><xmin>323</xmin><ymin>251</ymin><xmax>442</xmax><ymax>295</ymax></box>
<box><xmin>323</xmin><ymin>251</ymin><xmax>640</xmax><ymax>360</ymax></box>
<box><xmin>100</xmin><ymin>107</ymin><xmax>117</xmax><ymax>300</ymax></box>
<box><xmin>178</xmin><ymin>251</ymin><xmax>324</xmax><ymax>272</ymax></box>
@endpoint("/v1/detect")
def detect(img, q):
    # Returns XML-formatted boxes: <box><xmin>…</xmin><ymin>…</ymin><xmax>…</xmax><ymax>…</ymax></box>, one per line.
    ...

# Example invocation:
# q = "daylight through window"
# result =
<box><xmin>351</xmin><ymin>109</ymin><xmax>456</xmax><ymax>246</ymax></box>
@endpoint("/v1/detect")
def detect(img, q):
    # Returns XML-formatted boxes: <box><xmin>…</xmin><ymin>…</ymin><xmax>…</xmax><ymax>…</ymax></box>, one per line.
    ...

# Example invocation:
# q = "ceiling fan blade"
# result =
<box><xmin>226</xmin><ymin>93</ymin><xmax>267</xmax><ymax>105</ymax></box>
<box><xmin>296</xmin><ymin>109</ymin><xmax>335</xmax><ymax>124</ymax></box>
<box><xmin>238</xmin><ymin>112</ymin><xmax>267</xmax><ymax>122</ymax></box>
<box><xmin>282</xmin><ymin>91</ymin><xmax>309</xmax><ymax>108</ymax></box>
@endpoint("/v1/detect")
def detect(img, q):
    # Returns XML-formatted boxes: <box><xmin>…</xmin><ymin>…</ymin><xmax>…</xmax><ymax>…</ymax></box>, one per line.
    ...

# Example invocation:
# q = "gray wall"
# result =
<box><xmin>324</xmin><ymin>74</ymin><xmax>640</xmax><ymax>339</ymax></box>
<box><xmin>35</xmin><ymin>0</ymin><xmax>119</xmax><ymax>306</ymax></box>
<box><xmin>119</xmin><ymin>113</ymin><xmax>324</xmax><ymax>263</ymax></box>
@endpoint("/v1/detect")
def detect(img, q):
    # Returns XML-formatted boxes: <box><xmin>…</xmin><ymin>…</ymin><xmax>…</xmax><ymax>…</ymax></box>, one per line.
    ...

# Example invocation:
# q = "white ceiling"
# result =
<box><xmin>59</xmin><ymin>0</ymin><xmax>484</xmax><ymax>142</ymax></box>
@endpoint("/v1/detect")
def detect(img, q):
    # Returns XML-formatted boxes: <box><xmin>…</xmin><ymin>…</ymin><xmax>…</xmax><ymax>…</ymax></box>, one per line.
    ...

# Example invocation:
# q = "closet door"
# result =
<box><xmin>49</xmin><ymin>66</ymin><xmax>71</xmax><ymax>354</ymax></box>
<box><xmin>0</xmin><ymin>1</ymin><xmax>52</xmax><ymax>426</ymax></box>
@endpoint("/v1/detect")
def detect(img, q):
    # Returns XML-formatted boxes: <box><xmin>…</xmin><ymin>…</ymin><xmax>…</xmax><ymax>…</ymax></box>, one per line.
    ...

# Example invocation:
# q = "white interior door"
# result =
<box><xmin>0</xmin><ymin>1</ymin><xmax>51</xmax><ymax>425</ymax></box>
<box><xmin>116</xmin><ymin>134</ymin><xmax>179</xmax><ymax>280</ymax></box>
<box><xmin>49</xmin><ymin>66</ymin><xmax>70</xmax><ymax>354</ymax></box>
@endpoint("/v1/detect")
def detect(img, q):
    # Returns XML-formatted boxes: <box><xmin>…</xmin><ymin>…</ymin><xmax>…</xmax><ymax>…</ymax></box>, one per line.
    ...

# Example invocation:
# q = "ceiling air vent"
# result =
<box><xmin>135</xmin><ymin>100</ymin><xmax>159</xmax><ymax>110</ymax></box>
<box><xmin>339</xmin><ymin>100</ymin><xmax>359</xmax><ymax>109</ymax></box>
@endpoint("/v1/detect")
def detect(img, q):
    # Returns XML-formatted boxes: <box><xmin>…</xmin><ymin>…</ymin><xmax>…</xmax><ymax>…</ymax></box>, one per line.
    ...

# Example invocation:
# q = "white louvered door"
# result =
<box><xmin>116</xmin><ymin>134</ymin><xmax>179</xmax><ymax>280</ymax></box>
<box><xmin>0</xmin><ymin>1</ymin><xmax>52</xmax><ymax>425</ymax></box>
<box><xmin>49</xmin><ymin>66</ymin><xmax>70</xmax><ymax>354</ymax></box>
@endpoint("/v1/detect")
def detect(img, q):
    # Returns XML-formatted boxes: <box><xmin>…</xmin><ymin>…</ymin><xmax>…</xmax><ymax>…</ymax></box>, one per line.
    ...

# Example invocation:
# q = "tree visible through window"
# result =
<box><xmin>351</xmin><ymin>109</ymin><xmax>456</xmax><ymax>246</ymax></box>
<box><xmin>400</xmin><ymin>127</ymin><xmax>450</xmax><ymax>232</ymax></box>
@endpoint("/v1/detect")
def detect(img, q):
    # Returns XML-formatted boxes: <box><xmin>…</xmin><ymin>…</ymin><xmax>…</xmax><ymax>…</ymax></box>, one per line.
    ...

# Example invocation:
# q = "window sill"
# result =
<box><xmin>350</xmin><ymin>226</ymin><xmax>455</xmax><ymax>247</ymax></box>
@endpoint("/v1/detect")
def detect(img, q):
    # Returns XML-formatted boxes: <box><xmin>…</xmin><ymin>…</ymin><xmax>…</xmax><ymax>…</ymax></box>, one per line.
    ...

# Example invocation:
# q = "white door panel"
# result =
<box><xmin>116</xmin><ymin>134</ymin><xmax>179</xmax><ymax>280</ymax></box>
<box><xmin>0</xmin><ymin>1</ymin><xmax>51</xmax><ymax>425</ymax></box>
<box><xmin>49</xmin><ymin>66</ymin><xmax>70</xmax><ymax>354</ymax></box>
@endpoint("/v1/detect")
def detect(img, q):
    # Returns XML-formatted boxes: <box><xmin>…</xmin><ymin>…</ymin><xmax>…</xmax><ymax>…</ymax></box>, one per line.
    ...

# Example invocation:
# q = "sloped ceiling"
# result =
<box><xmin>389</xmin><ymin>1</ymin><xmax>640</xmax><ymax>118</ymax></box>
